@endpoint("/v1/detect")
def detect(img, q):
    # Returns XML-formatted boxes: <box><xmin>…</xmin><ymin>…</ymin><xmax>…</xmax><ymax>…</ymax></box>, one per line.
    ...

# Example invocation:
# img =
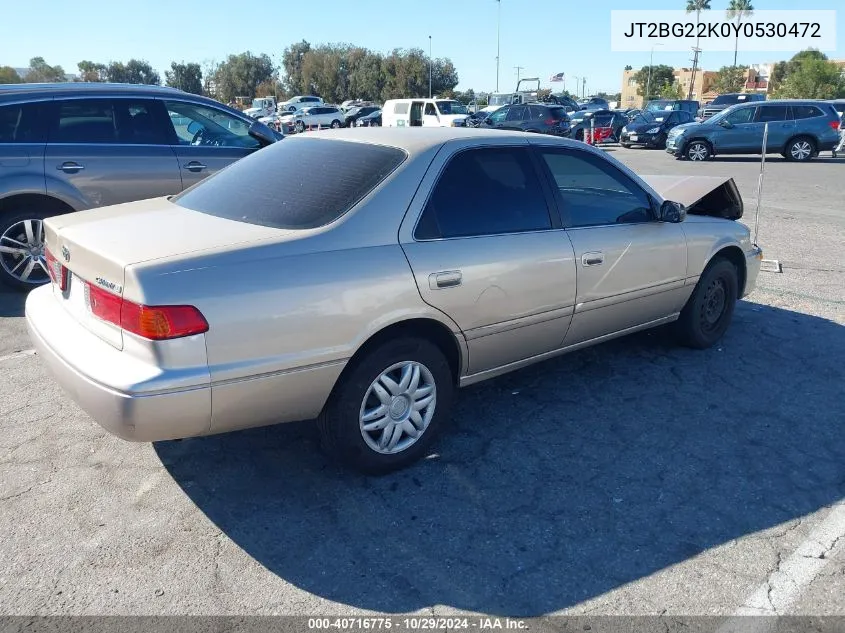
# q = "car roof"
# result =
<box><xmin>0</xmin><ymin>82</ymin><xmax>184</xmax><ymax>98</ymax></box>
<box><xmin>287</xmin><ymin>127</ymin><xmax>591</xmax><ymax>155</ymax></box>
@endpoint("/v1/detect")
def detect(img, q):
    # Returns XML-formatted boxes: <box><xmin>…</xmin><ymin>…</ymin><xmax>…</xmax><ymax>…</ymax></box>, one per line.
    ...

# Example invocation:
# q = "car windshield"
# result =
<box><xmin>712</xmin><ymin>94</ymin><xmax>749</xmax><ymax>105</ymax></box>
<box><xmin>172</xmin><ymin>138</ymin><xmax>407</xmax><ymax>230</ymax></box>
<box><xmin>706</xmin><ymin>104</ymin><xmax>742</xmax><ymax>123</ymax></box>
<box><xmin>251</xmin><ymin>99</ymin><xmax>266</xmax><ymax>108</ymax></box>
<box><xmin>634</xmin><ymin>112</ymin><xmax>666</xmax><ymax>123</ymax></box>
<box><xmin>436</xmin><ymin>100</ymin><xmax>468</xmax><ymax>115</ymax></box>
<box><xmin>645</xmin><ymin>101</ymin><xmax>675</xmax><ymax>112</ymax></box>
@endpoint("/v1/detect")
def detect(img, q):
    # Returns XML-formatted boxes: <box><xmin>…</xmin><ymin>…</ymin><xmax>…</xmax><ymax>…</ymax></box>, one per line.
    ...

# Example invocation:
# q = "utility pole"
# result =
<box><xmin>514</xmin><ymin>66</ymin><xmax>524</xmax><ymax>83</ymax></box>
<box><xmin>688</xmin><ymin>47</ymin><xmax>701</xmax><ymax>100</ymax></box>
<box><xmin>495</xmin><ymin>0</ymin><xmax>501</xmax><ymax>92</ymax></box>
<box><xmin>582</xmin><ymin>77</ymin><xmax>587</xmax><ymax>98</ymax></box>
<box><xmin>428</xmin><ymin>35</ymin><xmax>432</xmax><ymax>98</ymax></box>
<box><xmin>573</xmin><ymin>75</ymin><xmax>582</xmax><ymax>98</ymax></box>
<box><xmin>645</xmin><ymin>42</ymin><xmax>663</xmax><ymax>103</ymax></box>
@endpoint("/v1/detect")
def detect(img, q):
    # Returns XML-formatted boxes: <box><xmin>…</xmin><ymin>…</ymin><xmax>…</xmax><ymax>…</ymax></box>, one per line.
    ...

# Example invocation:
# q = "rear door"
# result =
<box><xmin>755</xmin><ymin>104</ymin><xmax>792</xmax><ymax>150</ymax></box>
<box><xmin>400</xmin><ymin>143</ymin><xmax>577</xmax><ymax>375</ymax></box>
<box><xmin>45</xmin><ymin>97</ymin><xmax>182</xmax><ymax>209</ymax></box>
<box><xmin>162</xmin><ymin>99</ymin><xmax>261</xmax><ymax>190</ymax></box>
<box><xmin>502</xmin><ymin>105</ymin><xmax>527</xmax><ymax>131</ymax></box>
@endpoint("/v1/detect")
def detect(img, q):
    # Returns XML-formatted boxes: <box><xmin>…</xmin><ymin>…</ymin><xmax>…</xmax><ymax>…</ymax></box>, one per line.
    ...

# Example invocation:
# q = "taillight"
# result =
<box><xmin>45</xmin><ymin>248</ymin><xmax>68</xmax><ymax>291</ymax></box>
<box><xmin>829</xmin><ymin>120</ymin><xmax>840</xmax><ymax>130</ymax></box>
<box><xmin>86</xmin><ymin>283</ymin><xmax>208</xmax><ymax>341</ymax></box>
<box><xmin>544</xmin><ymin>118</ymin><xmax>558</xmax><ymax>126</ymax></box>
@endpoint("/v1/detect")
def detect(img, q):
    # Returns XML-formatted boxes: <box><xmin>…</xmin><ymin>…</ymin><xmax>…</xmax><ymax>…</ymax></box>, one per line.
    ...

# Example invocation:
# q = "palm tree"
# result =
<box><xmin>727</xmin><ymin>0</ymin><xmax>755</xmax><ymax>67</ymax></box>
<box><xmin>685</xmin><ymin>0</ymin><xmax>711</xmax><ymax>99</ymax></box>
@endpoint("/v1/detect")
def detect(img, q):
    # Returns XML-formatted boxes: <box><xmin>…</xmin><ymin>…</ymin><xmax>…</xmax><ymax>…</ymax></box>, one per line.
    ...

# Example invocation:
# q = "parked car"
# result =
<box><xmin>620</xmin><ymin>110</ymin><xmax>696</xmax><ymax>148</ymax></box>
<box><xmin>464</xmin><ymin>110</ymin><xmax>493</xmax><ymax>128</ymax></box>
<box><xmin>666</xmin><ymin>100</ymin><xmax>842</xmax><ymax>162</ymax></box>
<box><xmin>355</xmin><ymin>109</ymin><xmax>382</xmax><ymax>127</ymax></box>
<box><xmin>289</xmin><ymin>106</ymin><xmax>345</xmax><ymax>132</ymax></box>
<box><xmin>479</xmin><ymin>103</ymin><xmax>571</xmax><ymax>136</ymax></box>
<box><xmin>643</xmin><ymin>99</ymin><xmax>700</xmax><ymax>117</ymax></box>
<box><xmin>26</xmin><ymin>128</ymin><xmax>762</xmax><ymax>474</ymax></box>
<box><xmin>699</xmin><ymin>93</ymin><xmax>766</xmax><ymax>119</ymax></box>
<box><xmin>578</xmin><ymin>97</ymin><xmax>610</xmax><ymax>111</ymax></box>
<box><xmin>244</xmin><ymin>96</ymin><xmax>277</xmax><ymax>119</ymax></box>
<box><xmin>0</xmin><ymin>82</ymin><xmax>280</xmax><ymax>290</ymax></box>
<box><xmin>344</xmin><ymin>105</ymin><xmax>381</xmax><ymax>127</ymax></box>
<box><xmin>382</xmin><ymin>99</ymin><xmax>469</xmax><ymax>128</ymax></box>
<box><xmin>278</xmin><ymin>95</ymin><xmax>323</xmax><ymax>113</ymax></box>
<box><xmin>569</xmin><ymin>109</ymin><xmax>627</xmax><ymax>142</ymax></box>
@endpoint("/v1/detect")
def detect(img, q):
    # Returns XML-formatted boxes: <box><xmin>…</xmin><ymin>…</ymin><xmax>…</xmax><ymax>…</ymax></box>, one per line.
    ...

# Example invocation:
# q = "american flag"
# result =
<box><xmin>549</xmin><ymin>72</ymin><xmax>565</xmax><ymax>82</ymax></box>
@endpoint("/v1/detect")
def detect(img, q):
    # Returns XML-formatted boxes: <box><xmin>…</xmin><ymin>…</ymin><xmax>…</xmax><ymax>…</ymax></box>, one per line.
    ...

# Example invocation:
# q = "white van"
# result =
<box><xmin>382</xmin><ymin>99</ymin><xmax>470</xmax><ymax>128</ymax></box>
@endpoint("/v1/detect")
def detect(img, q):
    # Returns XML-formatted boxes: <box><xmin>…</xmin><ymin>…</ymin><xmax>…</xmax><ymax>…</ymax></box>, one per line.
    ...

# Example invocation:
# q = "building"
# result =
<box><xmin>621</xmin><ymin>67</ymin><xmax>717</xmax><ymax>109</ymax></box>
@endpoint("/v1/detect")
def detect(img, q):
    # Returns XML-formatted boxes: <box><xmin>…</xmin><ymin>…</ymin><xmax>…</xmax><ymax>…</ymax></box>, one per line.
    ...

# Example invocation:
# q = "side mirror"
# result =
<box><xmin>248</xmin><ymin>121</ymin><xmax>278</xmax><ymax>146</ymax></box>
<box><xmin>719</xmin><ymin>119</ymin><xmax>733</xmax><ymax>128</ymax></box>
<box><xmin>660</xmin><ymin>200</ymin><xmax>686</xmax><ymax>223</ymax></box>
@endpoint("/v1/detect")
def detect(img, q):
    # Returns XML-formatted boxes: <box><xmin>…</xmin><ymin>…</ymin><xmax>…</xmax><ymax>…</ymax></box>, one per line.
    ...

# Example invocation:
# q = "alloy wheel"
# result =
<box><xmin>359</xmin><ymin>361</ymin><xmax>437</xmax><ymax>455</ymax></box>
<box><xmin>790</xmin><ymin>140</ymin><xmax>812</xmax><ymax>161</ymax></box>
<box><xmin>0</xmin><ymin>218</ymin><xmax>49</xmax><ymax>285</ymax></box>
<box><xmin>687</xmin><ymin>142</ymin><xmax>709</xmax><ymax>161</ymax></box>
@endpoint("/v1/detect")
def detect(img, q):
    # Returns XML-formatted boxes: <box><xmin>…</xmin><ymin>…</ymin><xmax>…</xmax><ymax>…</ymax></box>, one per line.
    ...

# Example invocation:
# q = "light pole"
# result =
<box><xmin>495</xmin><ymin>0</ymin><xmax>501</xmax><ymax>92</ymax></box>
<box><xmin>645</xmin><ymin>42</ymin><xmax>663</xmax><ymax>104</ymax></box>
<box><xmin>428</xmin><ymin>35</ymin><xmax>432</xmax><ymax>98</ymax></box>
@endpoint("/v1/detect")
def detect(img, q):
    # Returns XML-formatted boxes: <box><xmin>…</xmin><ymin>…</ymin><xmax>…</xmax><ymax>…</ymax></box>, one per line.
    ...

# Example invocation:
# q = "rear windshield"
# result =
<box><xmin>172</xmin><ymin>138</ymin><xmax>407</xmax><ymax>229</ymax></box>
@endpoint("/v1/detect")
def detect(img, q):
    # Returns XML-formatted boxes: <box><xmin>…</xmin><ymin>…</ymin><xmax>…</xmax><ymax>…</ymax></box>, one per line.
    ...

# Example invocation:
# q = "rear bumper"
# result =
<box><xmin>25</xmin><ymin>285</ymin><xmax>212</xmax><ymax>442</ymax></box>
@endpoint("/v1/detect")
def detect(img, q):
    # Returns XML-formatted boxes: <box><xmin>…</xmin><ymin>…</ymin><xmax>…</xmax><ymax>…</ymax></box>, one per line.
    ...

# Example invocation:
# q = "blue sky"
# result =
<box><xmin>2</xmin><ymin>0</ymin><xmax>842</xmax><ymax>95</ymax></box>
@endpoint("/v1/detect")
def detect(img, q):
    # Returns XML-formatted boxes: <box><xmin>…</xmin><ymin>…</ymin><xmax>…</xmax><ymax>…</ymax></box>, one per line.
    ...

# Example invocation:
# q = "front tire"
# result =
<box><xmin>317</xmin><ymin>337</ymin><xmax>454</xmax><ymax>474</ymax></box>
<box><xmin>675</xmin><ymin>258</ymin><xmax>739</xmax><ymax>349</ymax></box>
<box><xmin>295</xmin><ymin>120</ymin><xmax>305</xmax><ymax>133</ymax></box>
<box><xmin>0</xmin><ymin>209</ymin><xmax>52</xmax><ymax>291</ymax></box>
<box><xmin>685</xmin><ymin>140</ymin><xmax>711</xmax><ymax>161</ymax></box>
<box><xmin>331</xmin><ymin>119</ymin><xmax>341</xmax><ymax>129</ymax></box>
<box><xmin>785</xmin><ymin>136</ymin><xmax>815</xmax><ymax>162</ymax></box>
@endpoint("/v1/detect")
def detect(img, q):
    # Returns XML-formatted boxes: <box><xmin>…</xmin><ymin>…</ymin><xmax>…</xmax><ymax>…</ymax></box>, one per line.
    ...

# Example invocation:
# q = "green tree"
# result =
<box><xmin>106</xmin><ymin>59</ymin><xmax>160</xmax><ymax>84</ymax></box>
<box><xmin>213</xmin><ymin>52</ymin><xmax>275</xmax><ymax>103</ymax></box>
<box><xmin>726</xmin><ymin>0</ymin><xmax>754</xmax><ymax>67</ymax></box>
<box><xmin>281</xmin><ymin>40</ymin><xmax>312</xmax><ymax>95</ymax></box>
<box><xmin>769</xmin><ymin>61</ymin><xmax>789</xmax><ymax>92</ymax></box>
<box><xmin>633</xmin><ymin>65</ymin><xmax>675</xmax><ymax>100</ymax></box>
<box><xmin>77</xmin><ymin>60</ymin><xmax>106</xmax><ymax>82</ymax></box>
<box><xmin>712</xmin><ymin>65</ymin><xmax>748</xmax><ymax>94</ymax></box>
<box><xmin>165</xmin><ymin>61</ymin><xmax>203</xmax><ymax>94</ymax></box>
<box><xmin>773</xmin><ymin>57</ymin><xmax>845</xmax><ymax>99</ymax></box>
<box><xmin>25</xmin><ymin>57</ymin><xmax>65</xmax><ymax>82</ymax></box>
<box><xmin>659</xmin><ymin>81</ymin><xmax>684</xmax><ymax>99</ymax></box>
<box><xmin>0</xmin><ymin>66</ymin><xmax>22</xmax><ymax>84</ymax></box>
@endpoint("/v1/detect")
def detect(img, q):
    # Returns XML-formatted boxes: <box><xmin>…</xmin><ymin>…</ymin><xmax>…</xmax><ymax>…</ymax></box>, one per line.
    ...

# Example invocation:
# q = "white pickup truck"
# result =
<box><xmin>244</xmin><ymin>97</ymin><xmax>277</xmax><ymax>119</ymax></box>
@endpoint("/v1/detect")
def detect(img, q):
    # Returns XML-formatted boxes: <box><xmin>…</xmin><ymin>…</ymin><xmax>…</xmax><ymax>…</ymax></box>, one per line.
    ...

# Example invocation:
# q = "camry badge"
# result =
<box><xmin>61</xmin><ymin>245</ymin><xmax>70</xmax><ymax>262</ymax></box>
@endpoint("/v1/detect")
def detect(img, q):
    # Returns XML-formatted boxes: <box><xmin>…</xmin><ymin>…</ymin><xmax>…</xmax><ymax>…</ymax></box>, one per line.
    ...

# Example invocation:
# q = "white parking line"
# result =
<box><xmin>717</xmin><ymin>501</ymin><xmax>845</xmax><ymax>632</ymax></box>
<box><xmin>0</xmin><ymin>349</ymin><xmax>36</xmax><ymax>363</ymax></box>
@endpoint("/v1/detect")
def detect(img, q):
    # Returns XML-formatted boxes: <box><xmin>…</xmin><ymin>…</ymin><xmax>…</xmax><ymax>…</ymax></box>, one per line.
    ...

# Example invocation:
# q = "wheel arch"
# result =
<box><xmin>0</xmin><ymin>193</ymin><xmax>77</xmax><ymax>218</ymax></box>
<box><xmin>784</xmin><ymin>133</ymin><xmax>818</xmax><ymax>154</ymax></box>
<box><xmin>707</xmin><ymin>245</ymin><xmax>747</xmax><ymax>299</ymax></box>
<box><xmin>684</xmin><ymin>137</ymin><xmax>715</xmax><ymax>157</ymax></box>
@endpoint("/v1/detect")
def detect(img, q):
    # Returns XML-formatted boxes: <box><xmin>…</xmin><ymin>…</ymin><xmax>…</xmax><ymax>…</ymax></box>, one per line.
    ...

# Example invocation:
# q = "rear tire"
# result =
<box><xmin>331</xmin><ymin>119</ymin><xmax>341</xmax><ymax>129</ymax></box>
<box><xmin>317</xmin><ymin>337</ymin><xmax>454</xmax><ymax>474</ymax></box>
<box><xmin>675</xmin><ymin>258</ymin><xmax>739</xmax><ymax>349</ymax></box>
<box><xmin>785</xmin><ymin>136</ymin><xmax>815</xmax><ymax>162</ymax></box>
<box><xmin>0</xmin><ymin>208</ymin><xmax>53</xmax><ymax>291</ymax></box>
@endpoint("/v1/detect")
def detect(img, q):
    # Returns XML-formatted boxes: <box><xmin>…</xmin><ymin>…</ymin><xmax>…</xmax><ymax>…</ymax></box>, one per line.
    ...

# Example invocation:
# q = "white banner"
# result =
<box><xmin>610</xmin><ymin>10</ymin><xmax>837</xmax><ymax>52</ymax></box>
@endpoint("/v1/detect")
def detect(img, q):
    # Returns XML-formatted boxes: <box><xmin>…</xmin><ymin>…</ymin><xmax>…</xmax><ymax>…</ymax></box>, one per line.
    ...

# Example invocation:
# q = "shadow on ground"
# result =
<box><xmin>0</xmin><ymin>291</ymin><xmax>26</xmax><ymax>318</ymax></box>
<box><xmin>155</xmin><ymin>301</ymin><xmax>845</xmax><ymax>616</ymax></box>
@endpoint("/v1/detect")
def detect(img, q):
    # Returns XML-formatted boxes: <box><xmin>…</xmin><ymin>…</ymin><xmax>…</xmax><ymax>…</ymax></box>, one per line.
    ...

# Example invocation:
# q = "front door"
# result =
<box><xmin>713</xmin><ymin>106</ymin><xmax>760</xmax><ymax>153</ymax></box>
<box><xmin>484</xmin><ymin>105</ymin><xmax>510</xmax><ymax>129</ymax></box>
<box><xmin>162</xmin><ymin>99</ymin><xmax>261</xmax><ymax>190</ymax></box>
<box><xmin>534</xmin><ymin>146</ymin><xmax>688</xmax><ymax>346</ymax></box>
<box><xmin>45</xmin><ymin>97</ymin><xmax>181</xmax><ymax>209</ymax></box>
<box><xmin>400</xmin><ymin>144</ymin><xmax>577</xmax><ymax>375</ymax></box>
<box><xmin>422</xmin><ymin>103</ymin><xmax>440</xmax><ymax>127</ymax></box>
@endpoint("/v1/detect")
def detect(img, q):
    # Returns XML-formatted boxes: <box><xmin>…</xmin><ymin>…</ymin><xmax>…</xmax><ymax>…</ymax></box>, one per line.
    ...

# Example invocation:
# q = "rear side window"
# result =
<box><xmin>172</xmin><ymin>138</ymin><xmax>406</xmax><ymax>229</ymax></box>
<box><xmin>51</xmin><ymin>98</ymin><xmax>171</xmax><ymax>144</ymax></box>
<box><xmin>528</xmin><ymin>105</ymin><xmax>546</xmax><ymax>120</ymax></box>
<box><xmin>792</xmin><ymin>104</ymin><xmax>823</xmax><ymax>119</ymax></box>
<box><xmin>757</xmin><ymin>105</ymin><xmax>790</xmax><ymax>122</ymax></box>
<box><xmin>0</xmin><ymin>102</ymin><xmax>49</xmax><ymax>143</ymax></box>
<box><xmin>394</xmin><ymin>102</ymin><xmax>409</xmax><ymax>114</ymax></box>
<box><xmin>414</xmin><ymin>147</ymin><xmax>551</xmax><ymax>240</ymax></box>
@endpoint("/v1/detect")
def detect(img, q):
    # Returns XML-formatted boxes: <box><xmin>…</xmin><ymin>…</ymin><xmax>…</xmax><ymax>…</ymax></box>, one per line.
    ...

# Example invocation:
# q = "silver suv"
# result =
<box><xmin>0</xmin><ymin>83</ymin><xmax>281</xmax><ymax>290</ymax></box>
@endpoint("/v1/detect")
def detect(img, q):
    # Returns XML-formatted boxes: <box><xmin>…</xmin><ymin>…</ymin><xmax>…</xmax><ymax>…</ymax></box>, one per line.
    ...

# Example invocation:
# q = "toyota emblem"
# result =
<box><xmin>61</xmin><ymin>246</ymin><xmax>70</xmax><ymax>262</ymax></box>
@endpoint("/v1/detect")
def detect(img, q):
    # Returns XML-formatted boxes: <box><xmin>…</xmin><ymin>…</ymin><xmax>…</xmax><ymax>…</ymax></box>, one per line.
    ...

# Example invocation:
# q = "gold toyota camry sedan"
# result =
<box><xmin>26</xmin><ymin>128</ymin><xmax>763</xmax><ymax>473</ymax></box>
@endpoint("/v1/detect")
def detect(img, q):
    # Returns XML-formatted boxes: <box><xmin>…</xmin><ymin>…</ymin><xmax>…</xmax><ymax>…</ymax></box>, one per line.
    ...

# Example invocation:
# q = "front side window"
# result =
<box><xmin>164</xmin><ymin>100</ymin><xmax>258</xmax><ymax>149</ymax></box>
<box><xmin>51</xmin><ymin>98</ymin><xmax>171</xmax><ymax>144</ymax></box>
<box><xmin>539</xmin><ymin>149</ymin><xmax>653</xmax><ymax>228</ymax></box>
<box><xmin>415</xmin><ymin>148</ymin><xmax>551</xmax><ymax>240</ymax></box>
<box><xmin>725</xmin><ymin>107</ymin><xmax>756</xmax><ymax>125</ymax></box>
<box><xmin>488</xmin><ymin>106</ymin><xmax>509</xmax><ymax>123</ymax></box>
<box><xmin>0</xmin><ymin>102</ymin><xmax>49</xmax><ymax>143</ymax></box>
<box><xmin>424</xmin><ymin>103</ymin><xmax>437</xmax><ymax>116</ymax></box>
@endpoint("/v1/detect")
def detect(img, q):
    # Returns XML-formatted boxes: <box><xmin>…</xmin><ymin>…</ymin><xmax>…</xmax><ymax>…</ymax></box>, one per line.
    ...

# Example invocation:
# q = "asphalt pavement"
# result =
<box><xmin>0</xmin><ymin>147</ymin><xmax>843</xmax><ymax>621</ymax></box>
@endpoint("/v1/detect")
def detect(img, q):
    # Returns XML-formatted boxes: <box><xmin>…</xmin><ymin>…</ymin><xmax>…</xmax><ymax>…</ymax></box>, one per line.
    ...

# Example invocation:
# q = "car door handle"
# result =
<box><xmin>581</xmin><ymin>252</ymin><xmax>604</xmax><ymax>266</ymax></box>
<box><xmin>58</xmin><ymin>162</ymin><xmax>84</xmax><ymax>173</ymax></box>
<box><xmin>429</xmin><ymin>270</ymin><xmax>462</xmax><ymax>289</ymax></box>
<box><xmin>184</xmin><ymin>161</ymin><xmax>207</xmax><ymax>172</ymax></box>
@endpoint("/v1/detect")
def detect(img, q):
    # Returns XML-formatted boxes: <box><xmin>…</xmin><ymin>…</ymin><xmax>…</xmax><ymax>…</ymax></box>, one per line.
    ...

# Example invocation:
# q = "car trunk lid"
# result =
<box><xmin>43</xmin><ymin>196</ymin><xmax>289</xmax><ymax>350</ymax></box>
